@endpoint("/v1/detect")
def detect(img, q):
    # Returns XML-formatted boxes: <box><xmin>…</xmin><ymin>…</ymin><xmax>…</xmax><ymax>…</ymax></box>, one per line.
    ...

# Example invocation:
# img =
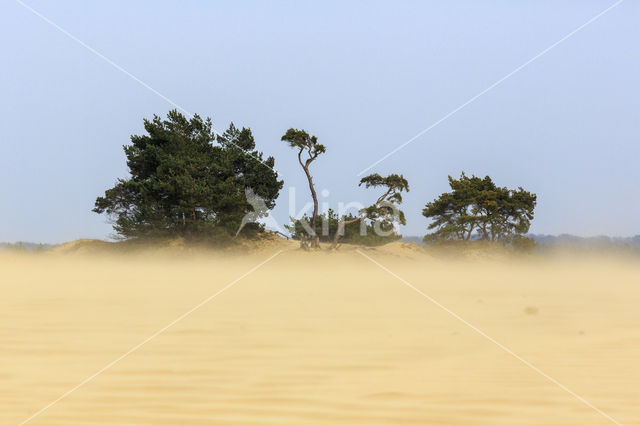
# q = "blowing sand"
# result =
<box><xmin>1</xmin><ymin>244</ymin><xmax>639</xmax><ymax>425</ymax></box>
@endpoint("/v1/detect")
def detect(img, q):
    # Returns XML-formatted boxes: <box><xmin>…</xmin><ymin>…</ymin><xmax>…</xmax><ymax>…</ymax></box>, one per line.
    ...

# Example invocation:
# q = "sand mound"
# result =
<box><xmin>233</xmin><ymin>231</ymin><xmax>299</xmax><ymax>253</ymax></box>
<box><xmin>48</xmin><ymin>232</ymin><xmax>299</xmax><ymax>257</ymax></box>
<box><xmin>367</xmin><ymin>241</ymin><xmax>429</xmax><ymax>259</ymax></box>
<box><xmin>47</xmin><ymin>236</ymin><xmax>516</xmax><ymax>263</ymax></box>
<box><xmin>49</xmin><ymin>238</ymin><xmax>116</xmax><ymax>254</ymax></box>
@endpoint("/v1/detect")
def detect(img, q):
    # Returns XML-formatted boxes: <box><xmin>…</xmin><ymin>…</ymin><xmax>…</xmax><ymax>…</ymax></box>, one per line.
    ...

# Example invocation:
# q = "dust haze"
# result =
<box><xmin>2</xmin><ymin>241</ymin><xmax>638</xmax><ymax>425</ymax></box>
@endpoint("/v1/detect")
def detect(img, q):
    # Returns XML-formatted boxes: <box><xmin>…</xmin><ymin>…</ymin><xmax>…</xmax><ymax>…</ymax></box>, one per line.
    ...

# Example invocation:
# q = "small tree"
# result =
<box><xmin>331</xmin><ymin>173</ymin><xmax>409</xmax><ymax>248</ymax></box>
<box><xmin>281</xmin><ymin>128</ymin><xmax>326</xmax><ymax>248</ymax></box>
<box><xmin>423</xmin><ymin>172</ymin><xmax>536</xmax><ymax>244</ymax></box>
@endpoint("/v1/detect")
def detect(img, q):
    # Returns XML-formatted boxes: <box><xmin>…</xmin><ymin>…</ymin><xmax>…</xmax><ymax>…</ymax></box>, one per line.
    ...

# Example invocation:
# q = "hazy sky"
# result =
<box><xmin>1</xmin><ymin>0</ymin><xmax>638</xmax><ymax>243</ymax></box>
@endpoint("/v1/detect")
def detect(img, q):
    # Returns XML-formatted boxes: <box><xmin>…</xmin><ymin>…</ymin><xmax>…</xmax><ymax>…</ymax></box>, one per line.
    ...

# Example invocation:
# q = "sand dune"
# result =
<box><xmin>1</xmin><ymin>246</ymin><xmax>639</xmax><ymax>425</ymax></box>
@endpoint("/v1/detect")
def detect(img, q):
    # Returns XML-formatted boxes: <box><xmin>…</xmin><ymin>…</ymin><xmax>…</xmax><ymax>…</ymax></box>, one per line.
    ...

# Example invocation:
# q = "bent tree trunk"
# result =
<box><xmin>304</xmin><ymin>167</ymin><xmax>320</xmax><ymax>248</ymax></box>
<box><xmin>299</xmin><ymin>149</ymin><xmax>320</xmax><ymax>248</ymax></box>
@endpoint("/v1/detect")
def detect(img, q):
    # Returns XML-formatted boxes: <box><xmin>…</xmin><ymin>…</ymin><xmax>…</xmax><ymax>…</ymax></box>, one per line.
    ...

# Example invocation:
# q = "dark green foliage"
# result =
<box><xmin>423</xmin><ymin>173</ymin><xmax>536</xmax><ymax>244</ymax></box>
<box><xmin>329</xmin><ymin>173</ymin><xmax>409</xmax><ymax>247</ymax></box>
<box><xmin>357</xmin><ymin>173</ymin><xmax>409</xmax><ymax>228</ymax></box>
<box><xmin>280</xmin><ymin>128</ymin><xmax>326</xmax><ymax>158</ymax></box>
<box><xmin>287</xmin><ymin>210</ymin><xmax>401</xmax><ymax>246</ymax></box>
<box><xmin>93</xmin><ymin>110</ymin><xmax>283</xmax><ymax>241</ymax></box>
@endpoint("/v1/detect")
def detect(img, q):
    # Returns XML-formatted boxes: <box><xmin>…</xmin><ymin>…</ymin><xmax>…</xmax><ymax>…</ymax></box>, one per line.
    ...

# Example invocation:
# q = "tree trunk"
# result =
<box><xmin>298</xmin><ymin>148</ymin><xmax>320</xmax><ymax>249</ymax></box>
<box><xmin>303</xmin><ymin>166</ymin><xmax>320</xmax><ymax>247</ymax></box>
<box><xmin>480</xmin><ymin>223</ymin><xmax>488</xmax><ymax>240</ymax></box>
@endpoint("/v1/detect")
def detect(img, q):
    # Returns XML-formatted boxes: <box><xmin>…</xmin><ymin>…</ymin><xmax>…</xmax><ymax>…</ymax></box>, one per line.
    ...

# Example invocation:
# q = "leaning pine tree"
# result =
<box><xmin>331</xmin><ymin>173</ymin><xmax>409</xmax><ymax>248</ymax></box>
<box><xmin>93</xmin><ymin>110</ymin><xmax>283</xmax><ymax>241</ymax></box>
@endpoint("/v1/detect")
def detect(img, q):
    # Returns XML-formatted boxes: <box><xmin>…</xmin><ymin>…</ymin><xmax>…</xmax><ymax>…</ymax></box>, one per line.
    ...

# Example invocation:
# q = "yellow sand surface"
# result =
<box><xmin>1</xmin><ymin>246</ymin><xmax>639</xmax><ymax>425</ymax></box>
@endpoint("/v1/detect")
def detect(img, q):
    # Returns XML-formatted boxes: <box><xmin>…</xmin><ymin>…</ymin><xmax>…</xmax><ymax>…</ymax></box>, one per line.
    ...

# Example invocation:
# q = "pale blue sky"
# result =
<box><xmin>1</xmin><ymin>1</ymin><xmax>638</xmax><ymax>243</ymax></box>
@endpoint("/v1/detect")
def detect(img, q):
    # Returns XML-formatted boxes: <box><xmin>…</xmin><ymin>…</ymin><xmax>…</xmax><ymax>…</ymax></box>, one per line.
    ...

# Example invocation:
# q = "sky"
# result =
<box><xmin>1</xmin><ymin>0</ymin><xmax>638</xmax><ymax>244</ymax></box>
